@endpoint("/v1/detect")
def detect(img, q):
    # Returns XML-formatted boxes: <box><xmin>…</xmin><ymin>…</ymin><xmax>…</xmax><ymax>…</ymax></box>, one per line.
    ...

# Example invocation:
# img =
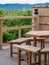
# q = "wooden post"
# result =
<box><xmin>33</xmin><ymin>14</ymin><xmax>39</xmax><ymax>30</ymax></box>
<box><xmin>18</xmin><ymin>29</ymin><xmax>21</xmax><ymax>38</ymax></box>
<box><xmin>32</xmin><ymin>8</ymin><xmax>39</xmax><ymax>30</ymax></box>
<box><xmin>32</xmin><ymin>9</ymin><xmax>34</xmax><ymax>30</ymax></box>
<box><xmin>0</xmin><ymin>19</ymin><xmax>2</xmax><ymax>50</ymax></box>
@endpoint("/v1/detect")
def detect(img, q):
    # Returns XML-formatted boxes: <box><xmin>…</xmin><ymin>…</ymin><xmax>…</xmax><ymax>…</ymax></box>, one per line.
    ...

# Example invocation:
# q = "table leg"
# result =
<box><xmin>33</xmin><ymin>37</ymin><xmax>37</xmax><ymax>47</ymax></box>
<box><xmin>41</xmin><ymin>40</ymin><xmax>45</xmax><ymax>49</ymax></box>
<box><xmin>10</xmin><ymin>43</ymin><xmax>13</xmax><ymax>57</ymax></box>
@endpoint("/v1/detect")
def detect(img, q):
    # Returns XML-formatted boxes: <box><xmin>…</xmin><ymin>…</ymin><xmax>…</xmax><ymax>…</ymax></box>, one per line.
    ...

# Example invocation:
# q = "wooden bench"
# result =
<box><xmin>41</xmin><ymin>48</ymin><xmax>49</xmax><ymax>65</ymax></box>
<box><xmin>15</xmin><ymin>45</ymin><xmax>41</xmax><ymax>65</ymax></box>
<box><xmin>9</xmin><ymin>37</ymin><xmax>45</xmax><ymax>57</ymax></box>
<box><xmin>9</xmin><ymin>38</ymin><xmax>32</xmax><ymax>57</ymax></box>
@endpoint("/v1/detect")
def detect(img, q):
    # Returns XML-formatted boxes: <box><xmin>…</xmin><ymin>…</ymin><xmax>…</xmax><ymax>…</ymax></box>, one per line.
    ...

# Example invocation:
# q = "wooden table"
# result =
<box><xmin>25</xmin><ymin>31</ymin><xmax>49</xmax><ymax>48</ymax></box>
<box><xmin>25</xmin><ymin>31</ymin><xmax>49</xmax><ymax>64</ymax></box>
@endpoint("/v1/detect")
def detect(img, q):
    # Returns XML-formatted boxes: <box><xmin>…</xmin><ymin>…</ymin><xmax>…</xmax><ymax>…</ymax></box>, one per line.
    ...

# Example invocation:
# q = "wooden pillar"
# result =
<box><xmin>33</xmin><ymin>15</ymin><xmax>39</xmax><ymax>30</ymax></box>
<box><xmin>32</xmin><ymin>8</ymin><xmax>39</xmax><ymax>30</ymax></box>
<box><xmin>0</xmin><ymin>19</ymin><xmax>2</xmax><ymax>50</ymax></box>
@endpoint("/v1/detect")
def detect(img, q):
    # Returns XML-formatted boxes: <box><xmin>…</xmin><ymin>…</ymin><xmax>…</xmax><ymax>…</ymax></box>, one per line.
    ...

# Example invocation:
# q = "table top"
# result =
<box><xmin>25</xmin><ymin>31</ymin><xmax>49</xmax><ymax>38</ymax></box>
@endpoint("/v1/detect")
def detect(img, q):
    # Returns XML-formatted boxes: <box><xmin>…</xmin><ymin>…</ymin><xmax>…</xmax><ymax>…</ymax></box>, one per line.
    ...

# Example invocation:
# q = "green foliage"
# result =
<box><xmin>3</xmin><ymin>18</ymin><xmax>32</xmax><ymax>27</ymax></box>
<box><xmin>0</xmin><ymin>8</ymin><xmax>6</xmax><ymax>16</ymax></box>
<box><xmin>0</xmin><ymin>9</ymin><xmax>32</xmax><ymax>43</ymax></box>
<box><xmin>21</xmin><ymin>28</ymin><xmax>32</xmax><ymax>37</ymax></box>
<box><xmin>3</xmin><ymin>30</ymin><xmax>18</xmax><ymax>42</ymax></box>
<box><xmin>17</xmin><ymin>10</ymin><xmax>32</xmax><ymax>16</ymax></box>
<box><xmin>3</xmin><ymin>31</ymin><xmax>13</xmax><ymax>42</ymax></box>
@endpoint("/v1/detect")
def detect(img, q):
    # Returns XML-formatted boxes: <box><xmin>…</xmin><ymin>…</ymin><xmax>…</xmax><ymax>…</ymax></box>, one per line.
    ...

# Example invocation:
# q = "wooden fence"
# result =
<box><xmin>0</xmin><ymin>16</ymin><xmax>33</xmax><ymax>50</ymax></box>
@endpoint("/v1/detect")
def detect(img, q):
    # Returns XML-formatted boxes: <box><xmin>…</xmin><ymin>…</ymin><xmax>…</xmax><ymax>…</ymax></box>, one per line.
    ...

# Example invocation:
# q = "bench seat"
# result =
<box><xmin>41</xmin><ymin>48</ymin><xmax>49</xmax><ymax>53</ymax></box>
<box><xmin>9</xmin><ymin>37</ymin><xmax>34</xmax><ymax>57</ymax></box>
<box><xmin>9</xmin><ymin>38</ymin><xmax>31</xmax><ymax>44</ymax></box>
<box><xmin>15</xmin><ymin>44</ymin><xmax>41</xmax><ymax>53</ymax></box>
<box><xmin>9</xmin><ymin>37</ymin><xmax>45</xmax><ymax>57</ymax></box>
<box><xmin>9</xmin><ymin>37</ymin><xmax>45</xmax><ymax>44</ymax></box>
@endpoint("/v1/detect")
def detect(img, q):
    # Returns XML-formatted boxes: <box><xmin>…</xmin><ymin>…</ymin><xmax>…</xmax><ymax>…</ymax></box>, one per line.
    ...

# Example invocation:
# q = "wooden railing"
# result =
<box><xmin>0</xmin><ymin>16</ymin><xmax>33</xmax><ymax>50</ymax></box>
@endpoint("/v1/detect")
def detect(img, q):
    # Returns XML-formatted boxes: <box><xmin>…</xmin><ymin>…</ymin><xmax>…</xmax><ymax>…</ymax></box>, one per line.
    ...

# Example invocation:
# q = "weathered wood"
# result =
<box><xmin>0</xmin><ymin>19</ymin><xmax>2</xmax><ymax>50</ymax></box>
<box><xmin>17</xmin><ymin>45</ymin><xmax>41</xmax><ymax>65</ymax></box>
<box><xmin>18</xmin><ymin>49</ymin><xmax>21</xmax><ymax>65</ymax></box>
<box><xmin>15</xmin><ymin>45</ymin><xmax>40</xmax><ymax>53</ymax></box>
<box><xmin>33</xmin><ymin>6</ymin><xmax>49</xmax><ymax>15</ymax></box>
<box><xmin>39</xmin><ymin>15</ymin><xmax>49</xmax><ymax>17</ymax></box>
<box><xmin>41</xmin><ymin>48</ymin><xmax>49</xmax><ymax>52</ymax></box>
<box><xmin>33</xmin><ymin>15</ymin><xmax>39</xmax><ymax>30</ymax></box>
<box><xmin>39</xmin><ymin>22</ymin><xmax>49</xmax><ymax>25</ymax></box>
<box><xmin>2</xmin><ymin>25</ymin><xmax>33</xmax><ymax>30</ymax></box>
<box><xmin>25</xmin><ymin>31</ymin><xmax>49</xmax><ymax>38</ymax></box>
<box><xmin>28</xmin><ymin>52</ymin><xmax>31</xmax><ymax>65</ymax></box>
<box><xmin>0</xmin><ymin>16</ymin><xmax>32</xmax><ymax>20</ymax></box>
<box><xmin>9</xmin><ymin>37</ymin><xmax>33</xmax><ymax>57</ymax></box>
<box><xmin>10</xmin><ymin>44</ymin><xmax>13</xmax><ymax>57</ymax></box>
<box><xmin>18</xmin><ymin>29</ymin><xmax>21</xmax><ymax>38</ymax></box>
<box><xmin>0</xmin><ymin>16</ymin><xmax>32</xmax><ymax>50</ymax></box>
<box><xmin>33</xmin><ymin>6</ymin><xmax>49</xmax><ymax>42</ymax></box>
<box><xmin>2</xmin><ymin>25</ymin><xmax>33</xmax><ymax>39</ymax></box>
<box><xmin>48</xmin><ymin>53</ymin><xmax>49</xmax><ymax>65</ymax></box>
<box><xmin>9</xmin><ymin>38</ymin><xmax>33</xmax><ymax>44</ymax></box>
<box><xmin>41</xmin><ymin>48</ymin><xmax>49</xmax><ymax>65</ymax></box>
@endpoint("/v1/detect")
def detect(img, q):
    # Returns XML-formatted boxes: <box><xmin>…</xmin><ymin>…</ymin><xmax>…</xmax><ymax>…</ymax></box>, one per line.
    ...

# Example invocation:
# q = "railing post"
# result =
<box><xmin>18</xmin><ymin>29</ymin><xmax>21</xmax><ymax>38</ymax></box>
<box><xmin>0</xmin><ymin>19</ymin><xmax>2</xmax><ymax>50</ymax></box>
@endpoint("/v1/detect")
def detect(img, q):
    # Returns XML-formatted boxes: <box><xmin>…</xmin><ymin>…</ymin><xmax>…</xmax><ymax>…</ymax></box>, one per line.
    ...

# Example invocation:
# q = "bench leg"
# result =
<box><xmin>18</xmin><ymin>49</ymin><xmax>21</xmax><ymax>65</ymax></box>
<box><xmin>10</xmin><ymin>43</ymin><xmax>13</xmax><ymax>57</ymax></box>
<box><xmin>44</xmin><ymin>53</ymin><xmax>47</xmax><ymax>65</ymax></box>
<box><xmin>26</xmin><ymin>41</ymin><xmax>31</xmax><ymax>58</ymax></box>
<box><xmin>47</xmin><ymin>53</ymin><xmax>49</xmax><ymax>65</ymax></box>
<box><xmin>26</xmin><ymin>41</ymin><xmax>31</xmax><ymax>45</ymax></box>
<box><xmin>28</xmin><ymin>52</ymin><xmax>32</xmax><ymax>65</ymax></box>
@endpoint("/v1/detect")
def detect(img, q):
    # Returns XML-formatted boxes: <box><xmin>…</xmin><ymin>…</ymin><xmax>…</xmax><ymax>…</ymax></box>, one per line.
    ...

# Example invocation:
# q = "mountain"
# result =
<box><xmin>0</xmin><ymin>4</ymin><xmax>32</xmax><ymax>11</ymax></box>
<box><xmin>32</xmin><ymin>2</ymin><xmax>49</xmax><ymax>6</ymax></box>
<box><xmin>0</xmin><ymin>3</ymin><xmax>49</xmax><ymax>11</ymax></box>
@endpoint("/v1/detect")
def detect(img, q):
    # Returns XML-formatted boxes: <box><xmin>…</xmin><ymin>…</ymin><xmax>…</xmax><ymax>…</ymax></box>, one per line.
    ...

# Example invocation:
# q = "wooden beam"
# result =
<box><xmin>39</xmin><ymin>15</ymin><xmax>49</xmax><ymax>17</ymax></box>
<box><xmin>2</xmin><ymin>25</ymin><xmax>33</xmax><ymax>30</ymax></box>
<box><xmin>0</xmin><ymin>19</ymin><xmax>2</xmax><ymax>50</ymax></box>
<box><xmin>0</xmin><ymin>16</ymin><xmax>32</xmax><ymax>20</ymax></box>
